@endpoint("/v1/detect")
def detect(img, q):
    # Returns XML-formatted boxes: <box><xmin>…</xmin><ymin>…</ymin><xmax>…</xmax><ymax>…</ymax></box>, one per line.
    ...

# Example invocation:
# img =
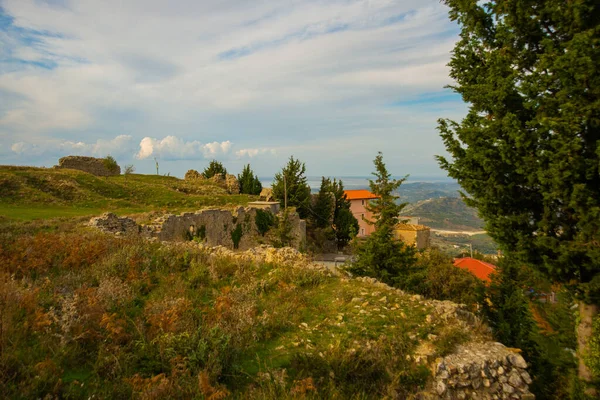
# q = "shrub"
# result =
<box><xmin>103</xmin><ymin>155</ymin><xmax>120</xmax><ymax>174</ymax></box>
<box><xmin>202</xmin><ymin>160</ymin><xmax>227</xmax><ymax>179</ymax></box>
<box><xmin>255</xmin><ymin>209</ymin><xmax>275</xmax><ymax>236</ymax></box>
<box><xmin>231</xmin><ymin>224</ymin><xmax>243</xmax><ymax>249</ymax></box>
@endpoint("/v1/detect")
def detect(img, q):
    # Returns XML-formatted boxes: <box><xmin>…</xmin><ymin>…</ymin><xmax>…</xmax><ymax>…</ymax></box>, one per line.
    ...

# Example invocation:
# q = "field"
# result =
<box><xmin>0</xmin><ymin>220</ymin><xmax>483</xmax><ymax>398</ymax></box>
<box><xmin>0</xmin><ymin>166</ymin><xmax>252</xmax><ymax>221</ymax></box>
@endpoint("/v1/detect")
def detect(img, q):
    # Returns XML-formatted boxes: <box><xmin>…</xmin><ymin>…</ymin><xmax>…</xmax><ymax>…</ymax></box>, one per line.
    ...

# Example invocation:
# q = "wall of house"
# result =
<box><xmin>394</xmin><ymin>227</ymin><xmax>431</xmax><ymax>249</ymax></box>
<box><xmin>349</xmin><ymin>198</ymin><xmax>376</xmax><ymax>237</ymax></box>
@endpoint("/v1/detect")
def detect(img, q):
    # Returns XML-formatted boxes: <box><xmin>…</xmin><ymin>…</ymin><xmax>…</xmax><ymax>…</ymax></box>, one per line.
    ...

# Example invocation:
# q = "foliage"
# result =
<box><xmin>438</xmin><ymin>0</ymin><xmax>600</xmax><ymax>388</ymax></box>
<box><xmin>254</xmin><ymin>209</ymin><xmax>275</xmax><ymax>237</ymax></box>
<box><xmin>310</xmin><ymin>177</ymin><xmax>335</xmax><ymax>229</ymax></box>
<box><xmin>231</xmin><ymin>224</ymin><xmax>243</xmax><ymax>249</ymax></box>
<box><xmin>272</xmin><ymin>156</ymin><xmax>311</xmax><ymax>219</ymax></box>
<box><xmin>481</xmin><ymin>257</ymin><xmax>576</xmax><ymax>398</ymax></box>
<box><xmin>346</xmin><ymin>152</ymin><xmax>416</xmax><ymax>285</ymax></box>
<box><xmin>0</xmin><ymin>222</ymin><xmax>466</xmax><ymax>398</ymax></box>
<box><xmin>586</xmin><ymin>316</ymin><xmax>600</xmax><ymax>380</ymax></box>
<box><xmin>202</xmin><ymin>160</ymin><xmax>227</xmax><ymax>179</ymax></box>
<box><xmin>123</xmin><ymin>165</ymin><xmax>135</xmax><ymax>175</ymax></box>
<box><xmin>396</xmin><ymin>248</ymin><xmax>485</xmax><ymax>311</ymax></box>
<box><xmin>437</xmin><ymin>0</ymin><xmax>600</xmax><ymax>308</ymax></box>
<box><xmin>238</xmin><ymin>164</ymin><xmax>262</xmax><ymax>195</ymax></box>
<box><xmin>273</xmin><ymin>208</ymin><xmax>294</xmax><ymax>248</ymax></box>
<box><xmin>103</xmin><ymin>155</ymin><xmax>120</xmax><ymax>174</ymax></box>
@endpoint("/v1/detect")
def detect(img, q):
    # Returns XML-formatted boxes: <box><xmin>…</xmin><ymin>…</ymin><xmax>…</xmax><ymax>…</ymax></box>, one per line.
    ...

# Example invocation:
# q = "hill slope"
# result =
<box><xmin>0</xmin><ymin>226</ymin><xmax>493</xmax><ymax>398</ymax></box>
<box><xmin>401</xmin><ymin>196</ymin><xmax>484</xmax><ymax>232</ymax></box>
<box><xmin>0</xmin><ymin>166</ymin><xmax>251</xmax><ymax>220</ymax></box>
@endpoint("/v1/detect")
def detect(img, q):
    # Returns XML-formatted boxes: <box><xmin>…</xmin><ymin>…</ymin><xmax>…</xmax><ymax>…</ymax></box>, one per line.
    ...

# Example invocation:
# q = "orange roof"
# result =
<box><xmin>453</xmin><ymin>257</ymin><xmax>496</xmax><ymax>282</ymax></box>
<box><xmin>344</xmin><ymin>190</ymin><xmax>379</xmax><ymax>200</ymax></box>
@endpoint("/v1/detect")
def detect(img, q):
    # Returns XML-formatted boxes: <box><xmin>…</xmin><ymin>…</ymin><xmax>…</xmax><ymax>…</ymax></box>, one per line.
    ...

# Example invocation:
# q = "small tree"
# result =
<box><xmin>311</xmin><ymin>177</ymin><xmax>335</xmax><ymax>229</ymax></box>
<box><xmin>273</xmin><ymin>208</ymin><xmax>295</xmax><ymax>248</ymax></box>
<box><xmin>346</xmin><ymin>152</ymin><xmax>416</xmax><ymax>285</ymax></box>
<box><xmin>272</xmin><ymin>156</ymin><xmax>311</xmax><ymax>219</ymax></box>
<box><xmin>124</xmin><ymin>164</ymin><xmax>135</xmax><ymax>175</ymax></box>
<box><xmin>238</xmin><ymin>164</ymin><xmax>262</xmax><ymax>195</ymax></box>
<box><xmin>103</xmin><ymin>155</ymin><xmax>120</xmax><ymax>174</ymax></box>
<box><xmin>203</xmin><ymin>160</ymin><xmax>227</xmax><ymax>179</ymax></box>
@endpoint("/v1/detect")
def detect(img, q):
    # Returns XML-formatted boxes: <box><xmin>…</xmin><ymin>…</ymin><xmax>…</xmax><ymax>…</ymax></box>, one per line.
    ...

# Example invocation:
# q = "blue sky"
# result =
<box><xmin>0</xmin><ymin>0</ymin><xmax>466</xmax><ymax>179</ymax></box>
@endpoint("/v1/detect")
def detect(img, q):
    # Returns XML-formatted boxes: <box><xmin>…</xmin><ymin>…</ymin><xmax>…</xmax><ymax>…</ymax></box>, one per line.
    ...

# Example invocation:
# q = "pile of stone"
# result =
<box><xmin>89</xmin><ymin>213</ymin><xmax>139</xmax><ymax>235</ymax></box>
<box><xmin>183</xmin><ymin>169</ymin><xmax>240</xmax><ymax>194</ymax></box>
<box><xmin>433</xmin><ymin>342</ymin><xmax>534</xmax><ymax>399</ymax></box>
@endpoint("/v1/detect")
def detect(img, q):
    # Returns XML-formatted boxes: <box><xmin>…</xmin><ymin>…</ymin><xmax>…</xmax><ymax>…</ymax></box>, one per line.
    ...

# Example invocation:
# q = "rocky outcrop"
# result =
<box><xmin>89</xmin><ymin>212</ymin><xmax>139</xmax><ymax>235</ymax></box>
<box><xmin>57</xmin><ymin>156</ymin><xmax>121</xmax><ymax>176</ymax></box>
<box><xmin>260</xmin><ymin>188</ymin><xmax>274</xmax><ymax>201</ymax></box>
<box><xmin>433</xmin><ymin>342</ymin><xmax>534</xmax><ymax>399</ymax></box>
<box><xmin>225</xmin><ymin>174</ymin><xmax>240</xmax><ymax>194</ymax></box>
<box><xmin>184</xmin><ymin>169</ymin><xmax>204</xmax><ymax>181</ymax></box>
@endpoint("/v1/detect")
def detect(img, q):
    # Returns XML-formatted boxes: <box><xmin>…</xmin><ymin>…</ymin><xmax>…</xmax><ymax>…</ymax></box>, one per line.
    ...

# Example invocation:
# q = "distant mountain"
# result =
<box><xmin>401</xmin><ymin>196</ymin><xmax>484</xmax><ymax>232</ymax></box>
<box><xmin>396</xmin><ymin>182</ymin><xmax>461</xmax><ymax>204</ymax></box>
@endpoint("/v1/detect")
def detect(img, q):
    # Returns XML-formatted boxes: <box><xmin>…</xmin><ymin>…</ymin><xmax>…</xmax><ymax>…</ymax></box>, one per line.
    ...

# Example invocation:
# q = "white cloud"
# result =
<box><xmin>136</xmin><ymin>136</ymin><xmax>233</xmax><ymax>160</ymax></box>
<box><xmin>0</xmin><ymin>0</ymin><xmax>463</xmax><ymax>177</ymax></box>
<box><xmin>10</xmin><ymin>135</ymin><xmax>134</xmax><ymax>157</ymax></box>
<box><xmin>235</xmin><ymin>148</ymin><xmax>277</xmax><ymax>158</ymax></box>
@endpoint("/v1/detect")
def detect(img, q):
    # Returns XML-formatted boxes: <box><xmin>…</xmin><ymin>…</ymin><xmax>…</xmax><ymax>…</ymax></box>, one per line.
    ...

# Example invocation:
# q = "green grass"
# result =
<box><xmin>0</xmin><ymin>166</ymin><xmax>254</xmax><ymax>220</ymax></box>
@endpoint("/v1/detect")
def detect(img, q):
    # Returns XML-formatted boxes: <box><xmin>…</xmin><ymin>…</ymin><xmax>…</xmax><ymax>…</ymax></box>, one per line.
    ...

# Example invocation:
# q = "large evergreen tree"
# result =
<box><xmin>347</xmin><ymin>152</ymin><xmax>416</xmax><ymax>285</ymax></box>
<box><xmin>437</xmin><ymin>0</ymin><xmax>600</xmax><ymax>389</ymax></box>
<box><xmin>238</xmin><ymin>164</ymin><xmax>262</xmax><ymax>195</ymax></box>
<box><xmin>272</xmin><ymin>156</ymin><xmax>311</xmax><ymax>219</ymax></box>
<box><xmin>311</xmin><ymin>177</ymin><xmax>335</xmax><ymax>229</ymax></box>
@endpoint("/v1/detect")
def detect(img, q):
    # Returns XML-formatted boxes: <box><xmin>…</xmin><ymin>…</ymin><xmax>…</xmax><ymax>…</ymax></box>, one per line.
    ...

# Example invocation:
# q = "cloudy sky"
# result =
<box><xmin>0</xmin><ymin>0</ymin><xmax>466</xmax><ymax>179</ymax></box>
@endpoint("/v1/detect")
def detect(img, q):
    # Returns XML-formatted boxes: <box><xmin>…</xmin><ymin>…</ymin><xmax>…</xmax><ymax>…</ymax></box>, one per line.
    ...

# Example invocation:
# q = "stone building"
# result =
<box><xmin>57</xmin><ymin>156</ymin><xmax>121</xmax><ymax>176</ymax></box>
<box><xmin>394</xmin><ymin>223</ymin><xmax>431</xmax><ymax>249</ymax></box>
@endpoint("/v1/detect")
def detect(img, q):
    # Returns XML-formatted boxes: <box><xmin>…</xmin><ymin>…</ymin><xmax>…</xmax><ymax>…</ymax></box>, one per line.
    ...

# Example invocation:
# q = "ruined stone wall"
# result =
<box><xmin>90</xmin><ymin>207</ymin><xmax>306</xmax><ymax>250</ymax></box>
<box><xmin>433</xmin><ymin>342</ymin><xmax>534</xmax><ymax>399</ymax></box>
<box><xmin>58</xmin><ymin>156</ymin><xmax>121</xmax><ymax>176</ymax></box>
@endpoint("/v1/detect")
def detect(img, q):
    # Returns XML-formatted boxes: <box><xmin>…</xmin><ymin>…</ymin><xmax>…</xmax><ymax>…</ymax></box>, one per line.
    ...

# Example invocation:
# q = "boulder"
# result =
<box><xmin>260</xmin><ymin>187</ymin><xmax>274</xmax><ymax>201</ymax></box>
<box><xmin>184</xmin><ymin>169</ymin><xmax>203</xmax><ymax>181</ymax></box>
<box><xmin>225</xmin><ymin>174</ymin><xmax>240</xmax><ymax>194</ymax></box>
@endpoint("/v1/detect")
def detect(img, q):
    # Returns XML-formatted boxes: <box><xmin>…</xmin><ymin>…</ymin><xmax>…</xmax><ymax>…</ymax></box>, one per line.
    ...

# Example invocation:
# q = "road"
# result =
<box><xmin>430</xmin><ymin>229</ymin><xmax>487</xmax><ymax>236</ymax></box>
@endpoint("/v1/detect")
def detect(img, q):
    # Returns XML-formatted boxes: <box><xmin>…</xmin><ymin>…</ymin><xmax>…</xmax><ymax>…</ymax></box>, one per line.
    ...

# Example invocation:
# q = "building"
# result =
<box><xmin>453</xmin><ymin>257</ymin><xmax>497</xmax><ymax>282</ymax></box>
<box><xmin>394</xmin><ymin>224</ymin><xmax>430</xmax><ymax>249</ymax></box>
<box><xmin>344</xmin><ymin>189</ymin><xmax>379</xmax><ymax>237</ymax></box>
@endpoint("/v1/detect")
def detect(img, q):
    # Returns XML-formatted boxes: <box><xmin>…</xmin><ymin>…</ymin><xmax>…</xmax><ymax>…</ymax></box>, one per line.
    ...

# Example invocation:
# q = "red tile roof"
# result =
<box><xmin>453</xmin><ymin>257</ymin><xmax>497</xmax><ymax>282</ymax></box>
<box><xmin>344</xmin><ymin>190</ymin><xmax>379</xmax><ymax>200</ymax></box>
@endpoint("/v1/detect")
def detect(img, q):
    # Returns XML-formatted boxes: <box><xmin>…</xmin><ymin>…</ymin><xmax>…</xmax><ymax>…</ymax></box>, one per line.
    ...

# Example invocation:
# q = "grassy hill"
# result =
<box><xmin>401</xmin><ymin>197</ymin><xmax>484</xmax><ymax>232</ymax></box>
<box><xmin>0</xmin><ymin>166</ymin><xmax>252</xmax><ymax>220</ymax></box>
<box><xmin>0</xmin><ymin>223</ymin><xmax>486</xmax><ymax>398</ymax></box>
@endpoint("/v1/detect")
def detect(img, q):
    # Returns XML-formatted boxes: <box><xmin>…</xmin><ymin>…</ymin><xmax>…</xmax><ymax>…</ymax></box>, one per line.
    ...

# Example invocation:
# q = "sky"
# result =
<box><xmin>0</xmin><ymin>0</ymin><xmax>467</xmax><ymax>179</ymax></box>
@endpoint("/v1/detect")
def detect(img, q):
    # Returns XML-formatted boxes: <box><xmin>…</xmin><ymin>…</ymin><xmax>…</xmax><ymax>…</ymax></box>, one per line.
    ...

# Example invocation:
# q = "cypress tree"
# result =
<box><xmin>437</xmin><ymin>0</ymin><xmax>600</xmax><ymax>390</ymax></box>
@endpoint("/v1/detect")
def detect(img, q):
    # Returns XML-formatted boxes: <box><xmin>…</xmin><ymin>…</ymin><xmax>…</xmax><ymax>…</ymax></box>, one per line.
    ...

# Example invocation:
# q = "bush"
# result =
<box><xmin>255</xmin><ymin>209</ymin><xmax>275</xmax><ymax>236</ymax></box>
<box><xmin>103</xmin><ymin>155</ymin><xmax>120</xmax><ymax>174</ymax></box>
<box><xmin>203</xmin><ymin>160</ymin><xmax>227</xmax><ymax>179</ymax></box>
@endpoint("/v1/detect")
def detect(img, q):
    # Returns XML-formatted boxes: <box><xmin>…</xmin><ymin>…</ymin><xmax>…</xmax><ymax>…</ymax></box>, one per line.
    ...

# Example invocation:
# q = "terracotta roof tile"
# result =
<box><xmin>453</xmin><ymin>257</ymin><xmax>496</xmax><ymax>282</ymax></box>
<box><xmin>344</xmin><ymin>190</ymin><xmax>379</xmax><ymax>200</ymax></box>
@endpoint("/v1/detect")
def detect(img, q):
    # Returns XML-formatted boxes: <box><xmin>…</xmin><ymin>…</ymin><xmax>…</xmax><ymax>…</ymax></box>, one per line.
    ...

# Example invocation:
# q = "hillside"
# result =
<box><xmin>0</xmin><ymin>223</ymin><xmax>505</xmax><ymax>398</ymax></box>
<box><xmin>0</xmin><ymin>166</ymin><xmax>252</xmax><ymax>220</ymax></box>
<box><xmin>401</xmin><ymin>196</ymin><xmax>484</xmax><ymax>232</ymax></box>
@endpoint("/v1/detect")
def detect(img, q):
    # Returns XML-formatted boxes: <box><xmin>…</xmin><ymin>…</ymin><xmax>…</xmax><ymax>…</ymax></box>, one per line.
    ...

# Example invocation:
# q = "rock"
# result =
<box><xmin>436</xmin><ymin>380</ymin><xmax>447</xmax><ymax>395</ymax></box>
<box><xmin>520</xmin><ymin>371</ymin><xmax>532</xmax><ymax>385</ymax></box>
<box><xmin>225</xmin><ymin>174</ymin><xmax>240</xmax><ymax>194</ymax></box>
<box><xmin>57</xmin><ymin>155</ymin><xmax>120</xmax><ymax>176</ymax></box>
<box><xmin>184</xmin><ymin>169</ymin><xmax>203</xmax><ymax>180</ymax></box>
<box><xmin>260</xmin><ymin>187</ymin><xmax>274</xmax><ymax>201</ymax></box>
<box><xmin>508</xmin><ymin>371</ymin><xmax>523</xmax><ymax>387</ymax></box>
<box><xmin>508</xmin><ymin>354</ymin><xmax>528</xmax><ymax>369</ymax></box>
<box><xmin>502</xmin><ymin>383</ymin><xmax>514</xmax><ymax>394</ymax></box>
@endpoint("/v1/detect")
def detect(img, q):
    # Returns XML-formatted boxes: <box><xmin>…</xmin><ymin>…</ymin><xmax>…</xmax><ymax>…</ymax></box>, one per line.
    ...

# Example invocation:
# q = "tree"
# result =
<box><xmin>203</xmin><ymin>160</ymin><xmax>227</xmax><ymax>179</ymax></box>
<box><xmin>329</xmin><ymin>178</ymin><xmax>358</xmax><ymax>249</ymax></box>
<box><xmin>103</xmin><ymin>155</ymin><xmax>119</xmax><ymax>174</ymax></box>
<box><xmin>311</xmin><ymin>177</ymin><xmax>335</xmax><ymax>229</ymax></box>
<box><xmin>124</xmin><ymin>164</ymin><xmax>135</xmax><ymax>175</ymax></box>
<box><xmin>346</xmin><ymin>152</ymin><xmax>416</xmax><ymax>285</ymax></box>
<box><xmin>238</xmin><ymin>164</ymin><xmax>262</xmax><ymax>195</ymax></box>
<box><xmin>272</xmin><ymin>156</ymin><xmax>311</xmax><ymax>219</ymax></box>
<box><xmin>437</xmin><ymin>0</ymin><xmax>600</xmax><ymax>390</ymax></box>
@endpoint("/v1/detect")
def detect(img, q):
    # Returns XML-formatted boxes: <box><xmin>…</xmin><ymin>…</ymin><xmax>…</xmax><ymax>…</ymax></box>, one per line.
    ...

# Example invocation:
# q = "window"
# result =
<box><xmin>361</xmin><ymin>199</ymin><xmax>364</xmax><ymax>205</ymax></box>
<box><xmin>361</xmin><ymin>213</ymin><xmax>364</xmax><ymax>219</ymax></box>
<box><xmin>361</xmin><ymin>228</ymin><xmax>365</xmax><ymax>236</ymax></box>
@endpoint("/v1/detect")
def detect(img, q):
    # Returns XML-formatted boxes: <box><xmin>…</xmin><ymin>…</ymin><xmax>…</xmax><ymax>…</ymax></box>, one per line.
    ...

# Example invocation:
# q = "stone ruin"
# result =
<box><xmin>184</xmin><ymin>169</ymin><xmax>240</xmax><ymax>194</ymax></box>
<box><xmin>57</xmin><ymin>156</ymin><xmax>121</xmax><ymax>176</ymax></box>
<box><xmin>433</xmin><ymin>342</ymin><xmax>534</xmax><ymax>399</ymax></box>
<box><xmin>89</xmin><ymin>206</ymin><xmax>306</xmax><ymax>250</ymax></box>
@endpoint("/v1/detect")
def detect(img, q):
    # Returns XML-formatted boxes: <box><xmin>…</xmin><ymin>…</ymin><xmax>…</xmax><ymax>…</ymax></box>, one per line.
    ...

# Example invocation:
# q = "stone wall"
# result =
<box><xmin>57</xmin><ymin>156</ymin><xmax>121</xmax><ymax>176</ymax></box>
<box><xmin>89</xmin><ymin>212</ymin><xmax>139</xmax><ymax>235</ymax></box>
<box><xmin>89</xmin><ymin>207</ymin><xmax>306</xmax><ymax>250</ymax></box>
<box><xmin>433</xmin><ymin>342</ymin><xmax>534</xmax><ymax>399</ymax></box>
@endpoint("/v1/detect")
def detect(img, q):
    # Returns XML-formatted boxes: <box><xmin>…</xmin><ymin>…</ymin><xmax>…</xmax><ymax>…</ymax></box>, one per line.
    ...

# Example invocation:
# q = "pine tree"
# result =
<box><xmin>238</xmin><ymin>164</ymin><xmax>262</xmax><ymax>195</ymax></box>
<box><xmin>272</xmin><ymin>156</ymin><xmax>311</xmax><ymax>219</ymax></box>
<box><xmin>311</xmin><ymin>177</ymin><xmax>335</xmax><ymax>229</ymax></box>
<box><xmin>347</xmin><ymin>152</ymin><xmax>416</xmax><ymax>285</ymax></box>
<box><xmin>203</xmin><ymin>160</ymin><xmax>227</xmax><ymax>179</ymax></box>
<box><xmin>438</xmin><ymin>0</ymin><xmax>600</xmax><ymax>389</ymax></box>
